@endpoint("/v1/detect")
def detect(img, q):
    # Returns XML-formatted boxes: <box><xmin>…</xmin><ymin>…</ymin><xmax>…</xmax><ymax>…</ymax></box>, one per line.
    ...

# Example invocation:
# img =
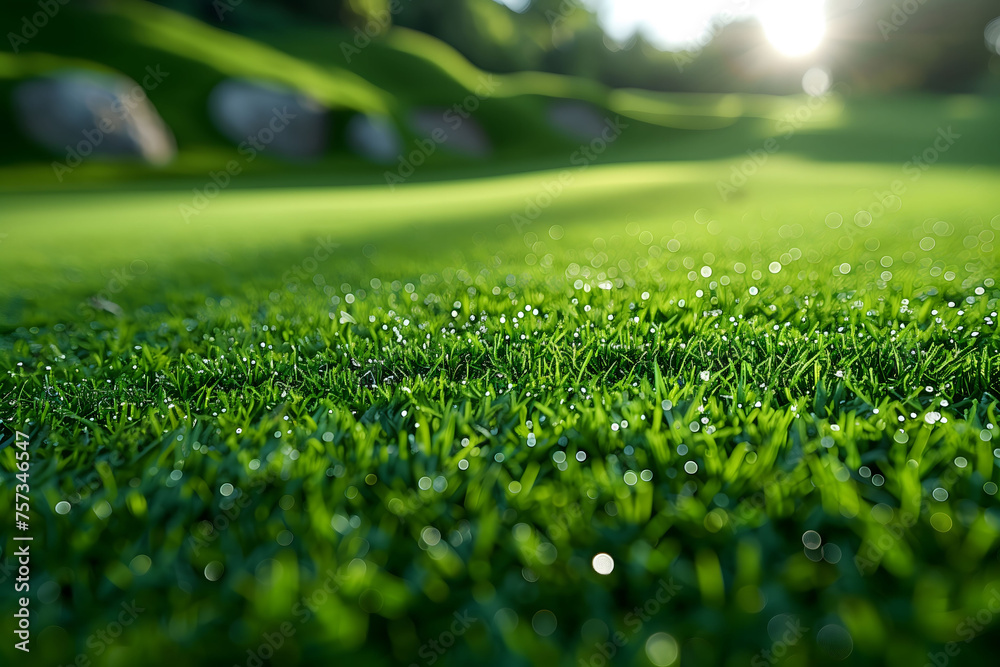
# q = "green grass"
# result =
<box><xmin>2</xmin><ymin>153</ymin><xmax>1000</xmax><ymax>666</ymax></box>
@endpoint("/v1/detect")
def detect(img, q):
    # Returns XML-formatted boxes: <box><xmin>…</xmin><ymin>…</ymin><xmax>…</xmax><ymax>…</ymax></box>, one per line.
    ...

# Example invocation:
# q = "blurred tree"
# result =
<box><xmin>152</xmin><ymin>0</ymin><xmax>998</xmax><ymax>94</ymax></box>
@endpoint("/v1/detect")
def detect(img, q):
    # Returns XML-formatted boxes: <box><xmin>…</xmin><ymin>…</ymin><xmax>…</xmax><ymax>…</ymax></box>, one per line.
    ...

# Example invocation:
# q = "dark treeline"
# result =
<box><xmin>172</xmin><ymin>0</ymin><xmax>998</xmax><ymax>94</ymax></box>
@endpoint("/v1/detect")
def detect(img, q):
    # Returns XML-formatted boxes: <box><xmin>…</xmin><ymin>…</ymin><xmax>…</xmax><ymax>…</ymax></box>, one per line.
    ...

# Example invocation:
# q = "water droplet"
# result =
<box><xmin>592</xmin><ymin>553</ymin><xmax>615</xmax><ymax>575</ymax></box>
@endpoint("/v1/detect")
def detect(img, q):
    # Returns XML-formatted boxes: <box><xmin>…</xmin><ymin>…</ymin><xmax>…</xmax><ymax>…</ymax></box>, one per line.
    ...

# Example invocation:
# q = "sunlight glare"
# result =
<box><xmin>588</xmin><ymin>1</ymin><xmax>827</xmax><ymax>57</ymax></box>
<box><xmin>594</xmin><ymin>0</ymin><xmax>751</xmax><ymax>52</ymax></box>
<box><xmin>760</xmin><ymin>0</ymin><xmax>826</xmax><ymax>57</ymax></box>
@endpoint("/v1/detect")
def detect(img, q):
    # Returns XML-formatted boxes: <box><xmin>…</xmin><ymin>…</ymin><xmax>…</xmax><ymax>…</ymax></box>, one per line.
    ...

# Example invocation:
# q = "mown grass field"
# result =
<box><xmin>2</xmin><ymin>145</ymin><xmax>1000</xmax><ymax>666</ymax></box>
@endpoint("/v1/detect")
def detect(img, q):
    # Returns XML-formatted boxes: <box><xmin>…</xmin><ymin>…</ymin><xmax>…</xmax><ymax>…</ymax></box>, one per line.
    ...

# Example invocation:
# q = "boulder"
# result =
<box><xmin>346</xmin><ymin>114</ymin><xmax>402</xmax><ymax>164</ymax></box>
<box><xmin>208</xmin><ymin>78</ymin><xmax>328</xmax><ymax>159</ymax></box>
<box><xmin>409</xmin><ymin>108</ymin><xmax>491</xmax><ymax>157</ymax></box>
<box><xmin>548</xmin><ymin>101</ymin><xmax>608</xmax><ymax>142</ymax></box>
<box><xmin>13</xmin><ymin>70</ymin><xmax>175</xmax><ymax>163</ymax></box>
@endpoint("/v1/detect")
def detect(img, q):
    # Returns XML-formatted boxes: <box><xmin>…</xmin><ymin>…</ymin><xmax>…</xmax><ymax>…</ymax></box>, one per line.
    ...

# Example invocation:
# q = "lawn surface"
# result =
<box><xmin>2</xmin><ymin>144</ymin><xmax>1000</xmax><ymax>665</ymax></box>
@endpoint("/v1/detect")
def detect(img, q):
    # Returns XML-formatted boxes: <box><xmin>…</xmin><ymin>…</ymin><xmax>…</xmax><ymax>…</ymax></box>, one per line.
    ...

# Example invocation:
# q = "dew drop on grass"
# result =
<box><xmin>930</xmin><ymin>513</ymin><xmax>953</xmax><ymax>532</ymax></box>
<box><xmin>871</xmin><ymin>504</ymin><xmax>893</xmax><ymax>524</ymax></box>
<box><xmin>494</xmin><ymin>608</ymin><xmax>518</xmax><ymax>631</ymax></box>
<box><xmin>94</xmin><ymin>501</ymin><xmax>112</xmax><ymax>519</ymax></box>
<box><xmin>532</xmin><ymin>610</ymin><xmax>557</xmax><ymax>636</ymax></box>
<box><xmin>592</xmin><ymin>553</ymin><xmax>615</xmax><ymax>575</ymax></box>
<box><xmin>817</xmin><ymin>625</ymin><xmax>853</xmax><ymax>660</ymax></box>
<box><xmin>645</xmin><ymin>633</ymin><xmax>679</xmax><ymax>667</ymax></box>
<box><xmin>130</xmin><ymin>555</ymin><xmax>152</xmax><ymax>575</ymax></box>
<box><xmin>204</xmin><ymin>561</ymin><xmax>224</xmax><ymax>581</ymax></box>
<box><xmin>802</xmin><ymin>530</ymin><xmax>822</xmax><ymax>549</ymax></box>
<box><xmin>822</xmin><ymin>544</ymin><xmax>842</xmax><ymax>564</ymax></box>
<box><xmin>421</xmin><ymin>526</ymin><xmax>441</xmax><ymax>547</ymax></box>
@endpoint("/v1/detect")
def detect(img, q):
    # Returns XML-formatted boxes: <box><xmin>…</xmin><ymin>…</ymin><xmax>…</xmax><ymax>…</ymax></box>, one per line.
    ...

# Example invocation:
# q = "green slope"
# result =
<box><xmin>0</xmin><ymin>0</ymin><xmax>392</xmax><ymax>164</ymax></box>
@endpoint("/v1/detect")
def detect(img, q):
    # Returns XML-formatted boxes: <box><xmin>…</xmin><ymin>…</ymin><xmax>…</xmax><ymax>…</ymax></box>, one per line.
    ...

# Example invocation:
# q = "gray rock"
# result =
<box><xmin>548</xmin><ymin>101</ymin><xmax>609</xmax><ymax>142</ymax></box>
<box><xmin>13</xmin><ymin>70</ymin><xmax>175</xmax><ymax>163</ymax></box>
<box><xmin>208</xmin><ymin>78</ymin><xmax>328</xmax><ymax>159</ymax></box>
<box><xmin>346</xmin><ymin>114</ymin><xmax>402</xmax><ymax>164</ymax></box>
<box><xmin>410</xmin><ymin>108</ymin><xmax>491</xmax><ymax>157</ymax></box>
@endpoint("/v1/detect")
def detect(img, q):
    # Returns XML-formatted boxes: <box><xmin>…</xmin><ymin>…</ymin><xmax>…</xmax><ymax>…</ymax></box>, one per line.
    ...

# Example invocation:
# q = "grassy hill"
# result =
<box><xmin>5</xmin><ymin>0</ymin><xmax>997</xmax><ymax>193</ymax></box>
